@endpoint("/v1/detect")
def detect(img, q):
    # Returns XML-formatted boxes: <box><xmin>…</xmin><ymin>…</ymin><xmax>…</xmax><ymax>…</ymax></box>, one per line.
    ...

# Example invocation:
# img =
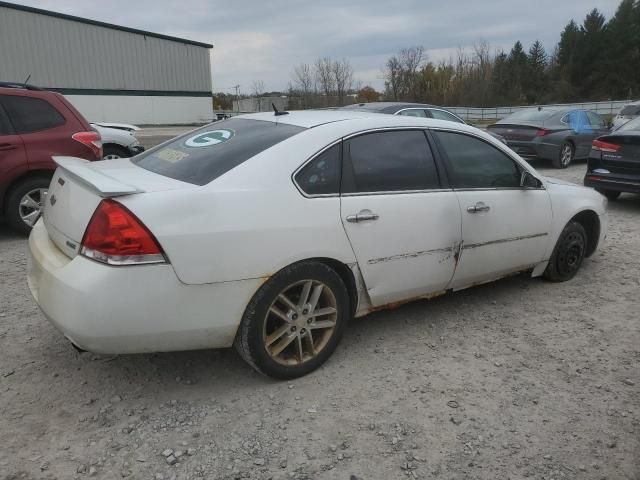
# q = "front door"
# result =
<box><xmin>340</xmin><ymin>129</ymin><xmax>462</xmax><ymax>306</ymax></box>
<box><xmin>431</xmin><ymin>130</ymin><xmax>552</xmax><ymax>289</ymax></box>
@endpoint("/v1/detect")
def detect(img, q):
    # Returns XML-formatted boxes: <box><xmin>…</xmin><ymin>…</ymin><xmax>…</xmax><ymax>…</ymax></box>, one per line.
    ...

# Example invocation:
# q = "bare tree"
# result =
<box><xmin>292</xmin><ymin>63</ymin><xmax>314</xmax><ymax>108</ymax></box>
<box><xmin>399</xmin><ymin>46</ymin><xmax>424</xmax><ymax>100</ymax></box>
<box><xmin>315</xmin><ymin>57</ymin><xmax>336</xmax><ymax>102</ymax></box>
<box><xmin>250</xmin><ymin>80</ymin><xmax>265</xmax><ymax>111</ymax></box>
<box><xmin>383</xmin><ymin>55</ymin><xmax>403</xmax><ymax>100</ymax></box>
<box><xmin>333</xmin><ymin>58</ymin><xmax>354</xmax><ymax>105</ymax></box>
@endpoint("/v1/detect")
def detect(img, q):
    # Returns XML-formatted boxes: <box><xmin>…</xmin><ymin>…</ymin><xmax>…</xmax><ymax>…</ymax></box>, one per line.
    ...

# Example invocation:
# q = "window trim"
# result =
<box><xmin>341</xmin><ymin>127</ymin><xmax>445</xmax><ymax>196</ymax></box>
<box><xmin>429</xmin><ymin>127</ymin><xmax>546</xmax><ymax>191</ymax></box>
<box><xmin>394</xmin><ymin>107</ymin><xmax>429</xmax><ymax>118</ymax></box>
<box><xmin>0</xmin><ymin>103</ymin><xmax>15</xmax><ymax>135</ymax></box>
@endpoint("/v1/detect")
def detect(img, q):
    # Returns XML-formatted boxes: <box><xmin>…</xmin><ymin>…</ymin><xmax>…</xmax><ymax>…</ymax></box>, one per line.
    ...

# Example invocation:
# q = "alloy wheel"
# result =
<box><xmin>19</xmin><ymin>188</ymin><xmax>47</xmax><ymax>227</ymax></box>
<box><xmin>561</xmin><ymin>144</ymin><xmax>573</xmax><ymax>167</ymax></box>
<box><xmin>263</xmin><ymin>280</ymin><xmax>338</xmax><ymax>366</ymax></box>
<box><xmin>103</xmin><ymin>154</ymin><xmax>122</xmax><ymax>160</ymax></box>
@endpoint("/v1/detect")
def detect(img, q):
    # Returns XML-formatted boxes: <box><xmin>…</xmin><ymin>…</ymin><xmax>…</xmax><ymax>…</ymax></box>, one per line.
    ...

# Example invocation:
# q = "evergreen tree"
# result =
<box><xmin>525</xmin><ymin>40</ymin><xmax>548</xmax><ymax>103</ymax></box>
<box><xmin>506</xmin><ymin>41</ymin><xmax>528</xmax><ymax>101</ymax></box>
<box><xmin>603</xmin><ymin>0</ymin><xmax>640</xmax><ymax>98</ymax></box>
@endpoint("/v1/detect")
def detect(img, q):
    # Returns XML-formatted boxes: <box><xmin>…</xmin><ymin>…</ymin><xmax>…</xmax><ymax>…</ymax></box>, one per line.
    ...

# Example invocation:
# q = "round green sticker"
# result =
<box><xmin>184</xmin><ymin>129</ymin><xmax>234</xmax><ymax>148</ymax></box>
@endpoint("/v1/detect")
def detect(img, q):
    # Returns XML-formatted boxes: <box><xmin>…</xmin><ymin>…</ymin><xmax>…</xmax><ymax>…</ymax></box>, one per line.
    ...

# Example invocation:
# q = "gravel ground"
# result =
<box><xmin>1</xmin><ymin>159</ymin><xmax>639</xmax><ymax>480</ymax></box>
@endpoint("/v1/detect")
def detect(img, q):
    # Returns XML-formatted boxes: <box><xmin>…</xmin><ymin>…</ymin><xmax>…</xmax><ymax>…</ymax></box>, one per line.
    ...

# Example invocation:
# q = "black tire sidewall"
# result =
<box><xmin>238</xmin><ymin>262</ymin><xmax>350</xmax><ymax>379</ymax></box>
<box><xmin>102</xmin><ymin>145</ymin><xmax>130</xmax><ymax>159</ymax></box>
<box><xmin>6</xmin><ymin>177</ymin><xmax>51</xmax><ymax>235</ymax></box>
<box><xmin>544</xmin><ymin>221</ymin><xmax>587</xmax><ymax>282</ymax></box>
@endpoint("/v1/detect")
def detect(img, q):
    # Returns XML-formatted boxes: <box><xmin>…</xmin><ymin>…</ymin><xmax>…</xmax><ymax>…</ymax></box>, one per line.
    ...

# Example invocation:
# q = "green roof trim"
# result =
<box><xmin>0</xmin><ymin>1</ymin><xmax>213</xmax><ymax>49</ymax></box>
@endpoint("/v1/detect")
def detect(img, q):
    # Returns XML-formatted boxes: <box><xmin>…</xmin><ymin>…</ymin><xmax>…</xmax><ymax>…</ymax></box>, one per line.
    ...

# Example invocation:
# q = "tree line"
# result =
<box><xmin>214</xmin><ymin>0</ymin><xmax>639</xmax><ymax>110</ymax></box>
<box><xmin>383</xmin><ymin>0</ymin><xmax>640</xmax><ymax>107</ymax></box>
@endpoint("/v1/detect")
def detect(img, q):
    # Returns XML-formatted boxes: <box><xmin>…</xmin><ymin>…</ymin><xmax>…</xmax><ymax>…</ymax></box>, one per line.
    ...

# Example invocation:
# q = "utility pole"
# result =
<box><xmin>234</xmin><ymin>84</ymin><xmax>240</xmax><ymax>112</ymax></box>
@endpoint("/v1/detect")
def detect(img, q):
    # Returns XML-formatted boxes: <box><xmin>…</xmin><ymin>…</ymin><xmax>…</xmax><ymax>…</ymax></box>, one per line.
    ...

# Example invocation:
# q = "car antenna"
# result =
<box><xmin>272</xmin><ymin>103</ymin><xmax>289</xmax><ymax>116</ymax></box>
<box><xmin>23</xmin><ymin>74</ymin><xmax>31</xmax><ymax>86</ymax></box>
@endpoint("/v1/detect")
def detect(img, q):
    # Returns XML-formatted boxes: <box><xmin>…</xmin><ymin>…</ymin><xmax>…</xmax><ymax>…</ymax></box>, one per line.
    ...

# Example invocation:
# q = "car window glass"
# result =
<box><xmin>429</xmin><ymin>109</ymin><xmax>464</xmax><ymax>124</ymax></box>
<box><xmin>397</xmin><ymin>109</ymin><xmax>427</xmax><ymax>118</ymax></box>
<box><xmin>434</xmin><ymin>131</ymin><xmax>521</xmax><ymax>189</ymax></box>
<box><xmin>0</xmin><ymin>107</ymin><xmax>12</xmax><ymax>135</ymax></box>
<box><xmin>586</xmin><ymin>111</ymin><xmax>605</xmax><ymax>127</ymax></box>
<box><xmin>344</xmin><ymin>130</ymin><xmax>439</xmax><ymax>193</ymax></box>
<box><xmin>295</xmin><ymin>143</ymin><xmax>341</xmax><ymax>195</ymax></box>
<box><xmin>133</xmin><ymin>118</ymin><xmax>305</xmax><ymax>186</ymax></box>
<box><xmin>1</xmin><ymin>95</ymin><xmax>65</xmax><ymax>133</ymax></box>
<box><xmin>564</xmin><ymin>110</ymin><xmax>592</xmax><ymax>133</ymax></box>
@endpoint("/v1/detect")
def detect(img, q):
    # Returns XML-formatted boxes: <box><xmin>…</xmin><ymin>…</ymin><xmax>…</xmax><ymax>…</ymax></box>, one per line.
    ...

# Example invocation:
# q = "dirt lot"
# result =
<box><xmin>1</xmin><ymin>159</ymin><xmax>638</xmax><ymax>480</ymax></box>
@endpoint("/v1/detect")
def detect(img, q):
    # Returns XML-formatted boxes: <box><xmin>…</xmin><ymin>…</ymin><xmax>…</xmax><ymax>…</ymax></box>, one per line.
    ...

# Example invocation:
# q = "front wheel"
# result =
<box><xmin>543</xmin><ymin>221</ymin><xmax>587</xmax><ymax>282</ymax></box>
<box><xmin>235</xmin><ymin>261</ymin><xmax>350</xmax><ymax>379</ymax></box>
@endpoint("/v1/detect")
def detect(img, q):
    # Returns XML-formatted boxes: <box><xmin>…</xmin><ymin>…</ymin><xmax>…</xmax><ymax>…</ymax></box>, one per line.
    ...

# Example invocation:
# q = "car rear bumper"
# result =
<box><xmin>507</xmin><ymin>140</ymin><xmax>559</xmax><ymax>160</ymax></box>
<box><xmin>584</xmin><ymin>172</ymin><xmax>640</xmax><ymax>194</ymax></box>
<box><xmin>27</xmin><ymin>219</ymin><xmax>261</xmax><ymax>354</ymax></box>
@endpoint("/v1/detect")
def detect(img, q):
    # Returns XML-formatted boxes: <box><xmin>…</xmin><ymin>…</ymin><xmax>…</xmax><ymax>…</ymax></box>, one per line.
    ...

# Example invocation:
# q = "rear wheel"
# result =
<box><xmin>102</xmin><ymin>144</ymin><xmax>130</xmax><ymax>160</ymax></box>
<box><xmin>5</xmin><ymin>177</ymin><xmax>51</xmax><ymax>235</ymax></box>
<box><xmin>235</xmin><ymin>261</ymin><xmax>350</xmax><ymax>379</ymax></box>
<box><xmin>543</xmin><ymin>221</ymin><xmax>587</xmax><ymax>282</ymax></box>
<box><xmin>596</xmin><ymin>189</ymin><xmax>621</xmax><ymax>201</ymax></box>
<box><xmin>553</xmin><ymin>141</ymin><xmax>574</xmax><ymax>169</ymax></box>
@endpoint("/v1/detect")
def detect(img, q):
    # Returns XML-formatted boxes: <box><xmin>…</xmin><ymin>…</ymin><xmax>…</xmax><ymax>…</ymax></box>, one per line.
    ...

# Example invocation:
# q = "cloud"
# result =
<box><xmin>12</xmin><ymin>0</ymin><xmax>622</xmax><ymax>92</ymax></box>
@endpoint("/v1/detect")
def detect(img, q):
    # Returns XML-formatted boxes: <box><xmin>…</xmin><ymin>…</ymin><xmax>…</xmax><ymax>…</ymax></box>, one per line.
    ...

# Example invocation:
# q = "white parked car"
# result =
<box><xmin>91</xmin><ymin>123</ymin><xmax>144</xmax><ymax>159</ymax></box>
<box><xmin>28</xmin><ymin>110</ymin><xmax>607</xmax><ymax>378</ymax></box>
<box><xmin>612</xmin><ymin>100</ymin><xmax>640</xmax><ymax>129</ymax></box>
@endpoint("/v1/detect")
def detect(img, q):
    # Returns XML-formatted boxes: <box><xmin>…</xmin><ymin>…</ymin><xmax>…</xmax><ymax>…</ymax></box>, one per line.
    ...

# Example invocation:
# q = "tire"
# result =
<box><xmin>234</xmin><ymin>261</ymin><xmax>350</xmax><ymax>379</ymax></box>
<box><xmin>102</xmin><ymin>144</ymin><xmax>130</xmax><ymax>160</ymax></box>
<box><xmin>553</xmin><ymin>141</ymin><xmax>574</xmax><ymax>169</ymax></box>
<box><xmin>543</xmin><ymin>221</ymin><xmax>587</xmax><ymax>282</ymax></box>
<box><xmin>596</xmin><ymin>189</ymin><xmax>621</xmax><ymax>201</ymax></box>
<box><xmin>5</xmin><ymin>177</ymin><xmax>51</xmax><ymax>235</ymax></box>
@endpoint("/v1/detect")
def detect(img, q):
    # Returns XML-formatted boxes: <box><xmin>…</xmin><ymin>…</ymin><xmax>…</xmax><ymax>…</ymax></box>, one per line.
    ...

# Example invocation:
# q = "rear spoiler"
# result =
<box><xmin>53</xmin><ymin>156</ymin><xmax>143</xmax><ymax>197</ymax></box>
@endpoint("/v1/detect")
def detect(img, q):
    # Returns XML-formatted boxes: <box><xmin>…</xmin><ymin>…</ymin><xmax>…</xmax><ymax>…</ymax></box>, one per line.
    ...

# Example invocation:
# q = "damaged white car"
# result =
<box><xmin>28</xmin><ymin>110</ymin><xmax>607</xmax><ymax>378</ymax></box>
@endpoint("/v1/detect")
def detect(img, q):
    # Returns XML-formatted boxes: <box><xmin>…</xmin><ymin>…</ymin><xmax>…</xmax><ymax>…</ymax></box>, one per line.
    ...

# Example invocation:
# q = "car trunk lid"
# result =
<box><xmin>487</xmin><ymin>123</ymin><xmax>542</xmax><ymax>142</ymax></box>
<box><xmin>43</xmin><ymin>156</ymin><xmax>193</xmax><ymax>258</ymax></box>
<box><xmin>597</xmin><ymin>134</ymin><xmax>640</xmax><ymax>174</ymax></box>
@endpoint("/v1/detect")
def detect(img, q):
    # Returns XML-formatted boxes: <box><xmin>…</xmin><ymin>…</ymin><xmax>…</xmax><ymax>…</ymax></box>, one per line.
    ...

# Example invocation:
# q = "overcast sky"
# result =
<box><xmin>15</xmin><ymin>1</ymin><xmax>622</xmax><ymax>93</ymax></box>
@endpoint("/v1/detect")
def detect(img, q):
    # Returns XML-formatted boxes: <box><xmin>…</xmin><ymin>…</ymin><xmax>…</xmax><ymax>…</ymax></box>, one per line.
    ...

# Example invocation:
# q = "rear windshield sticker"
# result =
<box><xmin>155</xmin><ymin>148</ymin><xmax>189</xmax><ymax>163</ymax></box>
<box><xmin>184</xmin><ymin>129</ymin><xmax>234</xmax><ymax>148</ymax></box>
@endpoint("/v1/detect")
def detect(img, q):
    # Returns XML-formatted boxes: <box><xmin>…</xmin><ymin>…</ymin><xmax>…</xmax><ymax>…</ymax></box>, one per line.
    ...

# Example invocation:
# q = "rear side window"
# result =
<box><xmin>343</xmin><ymin>130</ymin><xmax>440</xmax><ymax>193</ymax></box>
<box><xmin>429</xmin><ymin>109</ymin><xmax>465</xmax><ymax>124</ymax></box>
<box><xmin>586</xmin><ymin>111</ymin><xmax>605</xmax><ymax>127</ymax></box>
<box><xmin>620</xmin><ymin>105</ymin><xmax>640</xmax><ymax>116</ymax></box>
<box><xmin>1</xmin><ymin>95</ymin><xmax>65</xmax><ymax>133</ymax></box>
<box><xmin>397</xmin><ymin>109</ymin><xmax>427</xmax><ymax>117</ymax></box>
<box><xmin>295</xmin><ymin>143</ymin><xmax>341</xmax><ymax>195</ymax></box>
<box><xmin>434</xmin><ymin>131</ymin><xmax>521</xmax><ymax>189</ymax></box>
<box><xmin>133</xmin><ymin>118</ymin><xmax>305</xmax><ymax>185</ymax></box>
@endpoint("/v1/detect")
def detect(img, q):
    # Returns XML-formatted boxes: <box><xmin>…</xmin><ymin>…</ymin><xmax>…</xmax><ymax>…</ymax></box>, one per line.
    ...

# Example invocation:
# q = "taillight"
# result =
<box><xmin>592</xmin><ymin>139</ymin><xmax>621</xmax><ymax>153</ymax></box>
<box><xmin>80</xmin><ymin>199</ymin><xmax>166</xmax><ymax>265</ymax></box>
<box><xmin>536</xmin><ymin>128</ymin><xmax>551</xmax><ymax>137</ymax></box>
<box><xmin>72</xmin><ymin>131</ymin><xmax>103</xmax><ymax>159</ymax></box>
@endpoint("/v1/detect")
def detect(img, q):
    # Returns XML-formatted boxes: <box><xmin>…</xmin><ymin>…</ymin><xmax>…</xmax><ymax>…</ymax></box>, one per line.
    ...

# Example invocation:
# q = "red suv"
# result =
<box><xmin>0</xmin><ymin>83</ymin><xmax>102</xmax><ymax>234</ymax></box>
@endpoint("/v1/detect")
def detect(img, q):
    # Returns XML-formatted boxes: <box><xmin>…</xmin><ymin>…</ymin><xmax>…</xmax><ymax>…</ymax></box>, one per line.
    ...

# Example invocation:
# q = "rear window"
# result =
<box><xmin>620</xmin><ymin>105</ymin><xmax>640</xmax><ymax>116</ymax></box>
<box><xmin>133</xmin><ymin>118</ymin><xmax>305</xmax><ymax>185</ymax></box>
<box><xmin>1</xmin><ymin>95</ymin><xmax>65</xmax><ymax>133</ymax></box>
<box><xmin>504</xmin><ymin>108</ymin><xmax>559</xmax><ymax>122</ymax></box>
<box><xmin>617</xmin><ymin>116</ymin><xmax>640</xmax><ymax>132</ymax></box>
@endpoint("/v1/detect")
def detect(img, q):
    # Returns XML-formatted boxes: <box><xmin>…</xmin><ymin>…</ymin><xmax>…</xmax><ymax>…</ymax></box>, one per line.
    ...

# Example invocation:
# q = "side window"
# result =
<box><xmin>295</xmin><ymin>143</ymin><xmax>341</xmax><ymax>195</ymax></box>
<box><xmin>397</xmin><ymin>109</ymin><xmax>427</xmax><ymax>118</ymax></box>
<box><xmin>434</xmin><ymin>131</ymin><xmax>521</xmax><ymax>189</ymax></box>
<box><xmin>344</xmin><ymin>130</ymin><xmax>440</xmax><ymax>193</ymax></box>
<box><xmin>586</xmin><ymin>111</ymin><xmax>605</xmax><ymax>128</ymax></box>
<box><xmin>429</xmin><ymin>109</ymin><xmax>465</xmax><ymax>124</ymax></box>
<box><xmin>1</xmin><ymin>95</ymin><xmax>65</xmax><ymax>134</ymax></box>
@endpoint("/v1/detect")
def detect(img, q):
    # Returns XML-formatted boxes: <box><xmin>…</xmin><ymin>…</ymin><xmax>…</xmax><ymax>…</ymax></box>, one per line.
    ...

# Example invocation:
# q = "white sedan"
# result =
<box><xmin>28</xmin><ymin>110</ymin><xmax>607</xmax><ymax>378</ymax></box>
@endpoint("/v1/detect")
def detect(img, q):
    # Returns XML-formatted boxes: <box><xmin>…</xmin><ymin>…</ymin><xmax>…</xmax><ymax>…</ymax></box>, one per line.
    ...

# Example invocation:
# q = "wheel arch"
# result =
<box><xmin>570</xmin><ymin>209</ymin><xmax>600</xmax><ymax>257</ymax></box>
<box><xmin>301</xmin><ymin>257</ymin><xmax>360</xmax><ymax>317</ymax></box>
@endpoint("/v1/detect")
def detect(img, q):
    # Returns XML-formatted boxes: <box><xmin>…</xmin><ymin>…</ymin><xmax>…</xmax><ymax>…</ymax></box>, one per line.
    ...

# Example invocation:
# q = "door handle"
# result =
<box><xmin>346</xmin><ymin>209</ymin><xmax>379</xmax><ymax>223</ymax></box>
<box><xmin>0</xmin><ymin>143</ymin><xmax>18</xmax><ymax>152</ymax></box>
<box><xmin>467</xmin><ymin>202</ymin><xmax>490</xmax><ymax>213</ymax></box>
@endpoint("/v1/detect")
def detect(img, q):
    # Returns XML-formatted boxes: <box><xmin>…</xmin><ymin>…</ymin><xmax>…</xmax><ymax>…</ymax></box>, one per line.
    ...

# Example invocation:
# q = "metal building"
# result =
<box><xmin>0</xmin><ymin>1</ymin><xmax>213</xmax><ymax>124</ymax></box>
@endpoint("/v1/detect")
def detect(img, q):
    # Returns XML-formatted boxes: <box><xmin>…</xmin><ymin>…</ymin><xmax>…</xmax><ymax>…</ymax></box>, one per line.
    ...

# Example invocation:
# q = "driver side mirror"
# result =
<box><xmin>520</xmin><ymin>170</ymin><xmax>542</xmax><ymax>189</ymax></box>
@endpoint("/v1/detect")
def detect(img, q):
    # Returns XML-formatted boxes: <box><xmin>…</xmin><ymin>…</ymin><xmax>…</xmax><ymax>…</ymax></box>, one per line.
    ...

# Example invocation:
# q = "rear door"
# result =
<box><xmin>340</xmin><ymin>129</ymin><xmax>462</xmax><ymax>306</ymax></box>
<box><xmin>431</xmin><ymin>130</ymin><xmax>552</xmax><ymax>289</ymax></box>
<box><xmin>0</xmin><ymin>103</ymin><xmax>27</xmax><ymax>192</ymax></box>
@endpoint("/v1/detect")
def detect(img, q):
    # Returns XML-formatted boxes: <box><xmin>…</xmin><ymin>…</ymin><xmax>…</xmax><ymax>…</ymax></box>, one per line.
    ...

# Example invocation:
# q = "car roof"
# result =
<box><xmin>238</xmin><ymin>109</ymin><xmax>483</xmax><ymax>134</ymax></box>
<box><xmin>340</xmin><ymin>102</ymin><xmax>438</xmax><ymax>112</ymax></box>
